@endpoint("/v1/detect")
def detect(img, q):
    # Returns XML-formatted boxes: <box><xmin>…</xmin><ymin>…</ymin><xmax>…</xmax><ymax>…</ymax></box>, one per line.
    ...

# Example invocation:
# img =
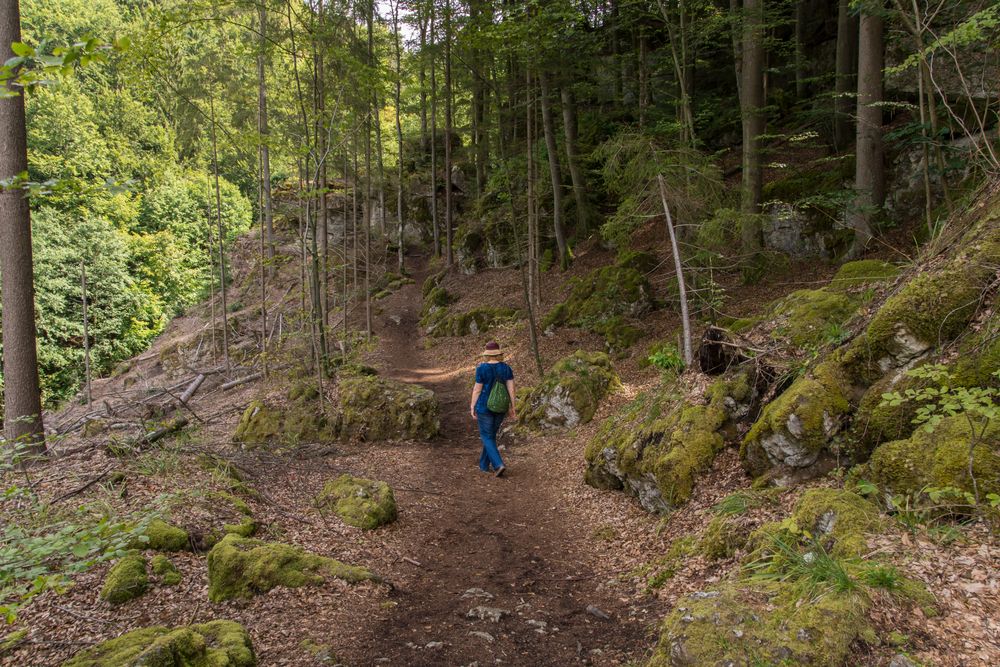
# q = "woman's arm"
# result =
<box><xmin>505</xmin><ymin>379</ymin><xmax>517</xmax><ymax>420</ymax></box>
<box><xmin>470</xmin><ymin>382</ymin><xmax>484</xmax><ymax>419</ymax></box>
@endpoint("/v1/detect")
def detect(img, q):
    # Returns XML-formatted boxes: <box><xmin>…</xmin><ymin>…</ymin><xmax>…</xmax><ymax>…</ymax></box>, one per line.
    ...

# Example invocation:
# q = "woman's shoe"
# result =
<box><xmin>495</xmin><ymin>466</ymin><xmax>506</xmax><ymax>478</ymax></box>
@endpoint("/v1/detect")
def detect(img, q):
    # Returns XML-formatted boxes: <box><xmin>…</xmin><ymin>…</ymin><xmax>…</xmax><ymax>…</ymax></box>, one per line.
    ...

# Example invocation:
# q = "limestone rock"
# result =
<box><xmin>586</xmin><ymin>372</ymin><xmax>755</xmax><ymax>513</ymax></box>
<box><xmin>317</xmin><ymin>474</ymin><xmax>398</xmax><ymax>530</ymax></box>
<box><xmin>337</xmin><ymin>372</ymin><xmax>440</xmax><ymax>441</ymax></box>
<box><xmin>519</xmin><ymin>352</ymin><xmax>618</xmax><ymax>430</ymax></box>
<box><xmin>62</xmin><ymin>620</ymin><xmax>255</xmax><ymax>667</ymax></box>
<box><xmin>206</xmin><ymin>534</ymin><xmax>377</xmax><ymax>602</ymax></box>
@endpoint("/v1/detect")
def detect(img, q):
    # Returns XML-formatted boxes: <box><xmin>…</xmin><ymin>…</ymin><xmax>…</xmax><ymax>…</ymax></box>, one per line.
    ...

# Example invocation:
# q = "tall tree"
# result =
<box><xmin>538</xmin><ymin>69</ymin><xmax>568</xmax><ymax>270</ymax></box>
<box><xmin>0</xmin><ymin>0</ymin><xmax>45</xmax><ymax>451</ymax></box>
<box><xmin>739</xmin><ymin>0</ymin><xmax>765</xmax><ymax>254</ymax></box>
<box><xmin>834</xmin><ymin>0</ymin><xmax>858</xmax><ymax>150</ymax></box>
<box><xmin>258</xmin><ymin>3</ymin><xmax>275</xmax><ymax>271</ymax></box>
<box><xmin>849</xmin><ymin>0</ymin><xmax>885</xmax><ymax>256</ymax></box>
<box><xmin>561</xmin><ymin>85</ymin><xmax>589</xmax><ymax>233</ymax></box>
<box><xmin>392</xmin><ymin>0</ymin><xmax>405</xmax><ymax>272</ymax></box>
<box><xmin>429</xmin><ymin>0</ymin><xmax>440</xmax><ymax>257</ymax></box>
<box><xmin>444</xmin><ymin>0</ymin><xmax>454</xmax><ymax>266</ymax></box>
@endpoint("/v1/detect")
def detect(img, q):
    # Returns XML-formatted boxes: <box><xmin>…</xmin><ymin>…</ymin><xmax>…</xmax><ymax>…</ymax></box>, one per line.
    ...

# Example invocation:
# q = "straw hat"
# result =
<box><xmin>482</xmin><ymin>341</ymin><xmax>504</xmax><ymax>357</ymax></box>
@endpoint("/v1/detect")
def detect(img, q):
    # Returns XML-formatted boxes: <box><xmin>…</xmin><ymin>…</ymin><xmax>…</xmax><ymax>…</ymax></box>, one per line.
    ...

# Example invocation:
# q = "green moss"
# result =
<box><xmin>143</xmin><ymin>519</ymin><xmax>190</xmax><ymax>552</ymax></box>
<box><xmin>223</xmin><ymin>518</ymin><xmax>258</xmax><ymax>538</ymax></box>
<box><xmin>615</xmin><ymin>249</ymin><xmax>659</xmax><ymax>274</ymax></box>
<box><xmin>317</xmin><ymin>475</ymin><xmax>398</xmax><ymax>530</ymax></box>
<box><xmin>420</xmin><ymin>285</ymin><xmax>456</xmax><ymax>322</ymax></box>
<box><xmin>1</xmin><ymin>629</ymin><xmax>27</xmax><ymax>655</ymax></box>
<box><xmin>206</xmin><ymin>534</ymin><xmax>378</xmax><ymax>602</ymax></box>
<box><xmin>151</xmin><ymin>555</ymin><xmax>181</xmax><ymax>586</ymax></box>
<box><xmin>868</xmin><ymin>414</ymin><xmax>1000</xmax><ymax>497</ymax></box>
<box><xmin>100</xmin><ymin>553</ymin><xmax>149</xmax><ymax>604</ymax></box>
<box><xmin>424</xmin><ymin>306</ymin><xmax>521</xmax><ymax>337</ymax></box>
<box><xmin>642</xmin><ymin>537</ymin><xmax>696</xmax><ymax>590</ymax></box>
<box><xmin>337</xmin><ymin>373</ymin><xmax>440</xmax><ymax>441</ymax></box>
<box><xmin>828</xmin><ymin>260</ymin><xmax>900</xmax><ymax>292</ymax></box>
<box><xmin>233</xmin><ymin>401</ymin><xmax>283</xmax><ymax>445</ymax></box>
<box><xmin>62</xmin><ymin>620</ymin><xmax>256</xmax><ymax>667</ymax></box>
<box><xmin>541</xmin><ymin>261</ymin><xmax>654</xmax><ymax>351</ymax></box>
<box><xmin>742</xmin><ymin>359</ymin><xmax>852</xmax><ymax>476</ymax></box>
<box><xmin>287</xmin><ymin>381</ymin><xmax>319</xmax><ymax>402</ymax></box>
<box><xmin>648</xmin><ymin>581</ymin><xmax>870</xmax><ymax>666</ymax></box>
<box><xmin>585</xmin><ymin>372</ymin><xmax>752</xmax><ymax>512</ymax></box>
<box><xmin>519</xmin><ymin>352</ymin><xmax>619</xmax><ymax>430</ymax></box>
<box><xmin>699</xmin><ymin>516</ymin><xmax>748</xmax><ymax>560</ymax></box>
<box><xmin>770</xmin><ymin>289</ymin><xmax>857</xmax><ymax>349</ymax></box>
<box><xmin>790</xmin><ymin>489</ymin><xmax>884</xmax><ymax>559</ymax></box>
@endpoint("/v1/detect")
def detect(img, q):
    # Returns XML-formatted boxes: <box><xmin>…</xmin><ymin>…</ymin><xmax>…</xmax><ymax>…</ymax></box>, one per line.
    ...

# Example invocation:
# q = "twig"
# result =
<box><xmin>51</xmin><ymin>466</ymin><xmax>114</xmax><ymax>503</ymax></box>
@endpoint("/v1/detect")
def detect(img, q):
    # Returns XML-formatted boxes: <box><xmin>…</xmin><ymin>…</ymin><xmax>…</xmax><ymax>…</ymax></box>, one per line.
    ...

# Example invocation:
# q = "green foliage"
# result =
<box><xmin>593</xmin><ymin>130</ymin><xmax>725</xmax><ymax>248</ymax></box>
<box><xmin>1</xmin><ymin>439</ymin><xmax>155</xmax><ymax>622</ymax></box>
<box><xmin>646</xmin><ymin>343</ymin><xmax>685</xmax><ymax>373</ymax></box>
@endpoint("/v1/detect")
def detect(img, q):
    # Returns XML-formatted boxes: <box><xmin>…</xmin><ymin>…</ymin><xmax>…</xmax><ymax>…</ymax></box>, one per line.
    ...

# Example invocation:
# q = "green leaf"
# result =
<box><xmin>10</xmin><ymin>42</ymin><xmax>34</xmax><ymax>57</ymax></box>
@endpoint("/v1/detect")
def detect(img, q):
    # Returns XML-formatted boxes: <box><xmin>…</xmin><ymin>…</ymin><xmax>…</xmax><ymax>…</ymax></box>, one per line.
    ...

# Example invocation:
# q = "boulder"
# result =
<box><xmin>100</xmin><ymin>553</ymin><xmax>149</xmax><ymax>604</ymax></box>
<box><xmin>206</xmin><ymin>534</ymin><xmax>377</xmax><ymax>602</ymax></box>
<box><xmin>62</xmin><ymin>620</ymin><xmax>255</xmax><ymax>667</ymax></box>
<box><xmin>337</xmin><ymin>373</ymin><xmax>440</xmax><ymax>441</ymax></box>
<box><xmin>649</xmin><ymin>582</ymin><xmax>871</xmax><ymax>666</ymax></box>
<box><xmin>151</xmin><ymin>555</ymin><xmax>181</xmax><ymax>586</ymax></box>
<box><xmin>142</xmin><ymin>519</ymin><xmax>190</xmax><ymax>552</ymax></box>
<box><xmin>585</xmin><ymin>372</ymin><xmax>755</xmax><ymax>513</ymax></box>
<box><xmin>233</xmin><ymin>400</ymin><xmax>335</xmax><ymax>448</ymax></box>
<box><xmin>423</xmin><ymin>306</ymin><xmax>520</xmax><ymax>338</ymax></box>
<box><xmin>865</xmin><ymin>414</ymin><xmax>1000</xmax><ymax>499</ymax></box>
<box><xmin>518</xmin><ymin>352</ymin><xmax>619</xmax><ymax>430</ymax></box>
<box><xmin>317</xmin><ymin>475</ymin><xmax>398</xmax><ymax>530</ymax></box>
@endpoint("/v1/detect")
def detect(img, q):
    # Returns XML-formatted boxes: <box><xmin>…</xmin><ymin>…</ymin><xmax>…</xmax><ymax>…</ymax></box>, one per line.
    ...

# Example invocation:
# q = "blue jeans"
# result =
<box><xmin>476</xmin><ymin>410</ymin><xmax>505</xmax><ymax>472</ymax></box>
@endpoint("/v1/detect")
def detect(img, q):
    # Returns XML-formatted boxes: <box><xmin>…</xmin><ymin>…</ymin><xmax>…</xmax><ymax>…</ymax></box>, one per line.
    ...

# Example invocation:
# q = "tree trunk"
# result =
<box><xmin>849</xmin><ymin>4</ymin><xmax>884</xmax><ymax>256</ymax></box>
<box><xmin>740</xmin><ymin>0</ymin><xmax>765</xmax><ymax>253</ymax></box>
<box><xmin>418</xmin><ymin>5</ymin><xmax>429</xmax><ymax>156</ymax></box>
<box><xmin>393</xmin><ymin>0</ymin><xmax>405</xmax><ymax>273</ymax></box>
<box><xmin>560</xmin><ymin>86</ymin><xmax>589</xmax><ymax>234</ymax></box>
<box><xmin>444</xmin><ymin>0</ymin><xmax>454</xmax><ymax>266</ymax></box>
<box><xmin>794</xmin><ymin>0</ymin><xmax>807</xmax><ymax>98</ymax></box>
<box><xmin>0</xmin><ymin>1</ymin><xmax>45</xmax><ymax>450</ymax></box>
<box><xmin>834</xmin><ymin>0</ymin><xmax>858</xmax><ymax>150</ymax></box>
<box><xmin>538</xmin><ymin>69</ymin><xmax>568</xmax><ymax>270</ymax></box>
<box><xmin>257</xmin><ymin>4</ymin><xmax>275</xmax><ymax>272</ymax></box>
<box><xmin>429</xmin><ymin>0</ymin><xmax>440</xmax><ymax>257</ymax></box>
<box><xmin>209</xmin><ymin>90</ymin><xmax>231</xmax><ymax>372</ymax></box>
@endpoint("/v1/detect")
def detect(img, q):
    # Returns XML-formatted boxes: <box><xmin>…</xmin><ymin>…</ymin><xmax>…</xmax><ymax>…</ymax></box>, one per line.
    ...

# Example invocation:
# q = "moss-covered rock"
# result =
<box><xmin>337</xmin><ymin>373</ymin><xmax>440</xmax><ymax>441</ymax></box>
<box><xmin>420</xmin><ymin>285</ymin><xmax>456</xmax><ymax>323</ymax></box>
<box><xmin>769</xmin><ymin>289</ymin><xmax>858</xmax><ymax>349</ymax></box>
<box><xmin>317</xmin><ymin>475</ymin><xmax>397</xmax><ymax>529</ymax></box>
<box><xmin>518</xmin><ymin>352</ymin><xmax>619</xmax><ymax>430</ymax></box>
<box><xmin>542</xmin><ymin>259</ymin><xmax>655</xmax><ymax>353</ymax></box>
<box><xmin>649</xmin><ymin>582</ymin><xmax>871</xmax><ymax>666</ymax></box>
<box><xmin>867</xmin><ymin>414</ymin><xmax>1000</xmax><ymax>498</ymax></box>
<box><xmin>62</xmin><ymin>620</ymin><xmax>255</xmax><ymax>667</ymax></box>
<box><xmin>100</xmin><ymin>553</ymin><xmax>149</xmax><ymax>604</ymax></box>
<box><xmin>371</xmin><ymin>271</ymin><xmax>414</xmax><ymax>299</ymax></box>
<box><xmin>585</xmin><ymin>372</ymin><xmax>754</xmax><ymax>513</ymax></box>
<box><xmin>142</xmin><ymin>519</ymin><xmax>190</xmax><ymax>552</ymax></box>
<box><xmin>828</xmin><ymin>259</ymin><xmax>900</xmax><ymax>292</ymax></box>
<box><xmin>741</xmin><ymin>358</ymin><xmax>853</xmax><ymax>478</ymax></box>
<box><xmin>423</xmin><ymin>306</ymin><xmax>521</xmax><ymax>337</ymax></box>
<box><xmin>151</xmin><ymin>555</ymin><xmax>181</xmax><ymax>586</ymax></box>
<box><xmin>233</xmin><ymin>399</ymin><xmax>336</xmax><ymax>448</ymax></box>
<box><xmin>206</xmin><ymin>534</ymin><xmax>377</xmax><ymax>602</ymax></box>
<box><xmin>789</xmin><ymin>488</ymin><xmax>884</xmax><ymax>559</ymax></box>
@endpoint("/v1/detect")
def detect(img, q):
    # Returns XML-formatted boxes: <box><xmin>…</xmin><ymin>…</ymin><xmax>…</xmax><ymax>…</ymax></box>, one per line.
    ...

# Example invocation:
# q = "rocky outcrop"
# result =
<box><xmin>542</xmin><ymin>254</ymin><xmax>656</xmax><ymax>354</ymax></box>
<box><xmin>317</xmin><ymin>475</ymin><xmax>398</xmax><ymax>530</ymax></box>
<box><xmin>336</xmin><ymin>372</ymin><xmax>440</xmax><ymax>441</ymax></box>
<box><xmin>206</xmin><ymin>534</ymin><xmax>377</xmax><ymax>602</ymax></box>
<box><xmin>518</xmin><ymin>352</ymin><xmax>619</xmax><ymax>430</ymax></box>
<box><xmin>742</xmin><ymin>201</ymin><xmax>1000</xmax><ymax>482</ymax></box>
<box><xmin>585</xmin><ymin>371</ymin><xmax>757</xmax><ymax>513</ymax></box>
<box><xmin>234</xmin><ymin>370</ymin><xmax>439</xmax><ymax>446</ymax></box>
<box><xmin>423</xmin><ymin>305</ymin><xmax>520</xmax><ymax>338</ymax></box>
<box><xmin>62</xmin><ymin>621</ymin><xmax>255</xmax><ymax>667</ymax></box>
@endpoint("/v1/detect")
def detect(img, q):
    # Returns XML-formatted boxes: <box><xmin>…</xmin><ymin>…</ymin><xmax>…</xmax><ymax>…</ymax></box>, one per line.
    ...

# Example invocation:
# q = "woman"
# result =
<box><xmin>469</xmin><ymin>341</ymin><xmax>516</xmax><ymax>477</ymax></box>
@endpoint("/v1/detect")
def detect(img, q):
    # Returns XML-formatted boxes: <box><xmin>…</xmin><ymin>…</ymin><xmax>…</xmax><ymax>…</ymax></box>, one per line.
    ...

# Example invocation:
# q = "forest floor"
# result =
<box><xmin>5</xmin><ymin>232</ymin><xmax>1000</xmax><ymax>666</ymax></box>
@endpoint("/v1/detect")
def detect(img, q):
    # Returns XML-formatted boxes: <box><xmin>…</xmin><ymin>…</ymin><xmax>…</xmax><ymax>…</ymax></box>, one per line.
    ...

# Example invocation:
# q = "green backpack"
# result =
<box><xmin>486</xmin><ymin>372</ymin><xmax>511</xmax><ymax>414</ymax></box>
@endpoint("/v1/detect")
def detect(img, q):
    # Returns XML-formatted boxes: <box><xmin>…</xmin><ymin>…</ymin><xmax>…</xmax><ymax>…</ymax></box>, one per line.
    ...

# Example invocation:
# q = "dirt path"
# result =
<box><xmin>357</xmin><ymin>258</ymin><xmax>652</xmax><ymax>666</ymax></box>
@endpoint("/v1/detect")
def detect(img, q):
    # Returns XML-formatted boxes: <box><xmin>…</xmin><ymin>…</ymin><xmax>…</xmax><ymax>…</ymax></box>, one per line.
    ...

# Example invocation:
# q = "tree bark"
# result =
<box><xmin>444</xmin><ymin>0</ymin><xmax>454</xmax><ymax>266</ymax></box>
<box><xmin>209</xmin><ymin>89</ymin><xmax>231</xmax><ymax>372</ymax></box>
<box><xmin>1</xmin><ymin>1</ymin><xmax>45</xmax><ymax>449</ymax></box>
<box><xmin>849</xmin><ymin>4</ymin><xmax>884</xmax><ymax>256</ymax></box>
<box><xmin>740</xmin><ymin>0</ymin><xmax>765</xmax><ymax>253</ymax></box>
<box><xmin>834</xmin><ymin>0</ymin><xmax>858</xmax><ymax>150</ymax></box>
<box><xmin>561</xmin><ymin>86</ymin><xmax>589</xmax><ymax>234</ymax></box>
<box><xmin>429</xmin><ymin>0</ymin><xmax>440</xmax><ymax>257</ymax></box>
<box><xmin>392</xmin><ymin>0</ymin><xmax>405</xmax><ymax>273</ymax></box>
<box><xmin>538</xmin><ymin>69</ymin><xmax>568</xmax><ymax>270</ymax></box>
<box><xmin>257</xmin><ymin>4</ymin><xmax>275</xmax><ymax>272</ymax></box>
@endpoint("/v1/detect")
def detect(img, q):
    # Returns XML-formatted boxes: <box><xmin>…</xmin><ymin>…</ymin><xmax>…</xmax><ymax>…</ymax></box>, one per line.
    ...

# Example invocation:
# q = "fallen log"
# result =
<box><xmin>221</xmin><ymin>372</ymin><xmax>263</xmax><ymax>391</ymax></box>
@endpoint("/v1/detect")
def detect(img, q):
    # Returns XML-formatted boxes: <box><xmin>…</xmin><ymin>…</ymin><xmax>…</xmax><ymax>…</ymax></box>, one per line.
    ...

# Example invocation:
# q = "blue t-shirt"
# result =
<box><xmin>475</xmin><ymin>362</ymin><xmax>514</xmax><ymax>414</ymax></box>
